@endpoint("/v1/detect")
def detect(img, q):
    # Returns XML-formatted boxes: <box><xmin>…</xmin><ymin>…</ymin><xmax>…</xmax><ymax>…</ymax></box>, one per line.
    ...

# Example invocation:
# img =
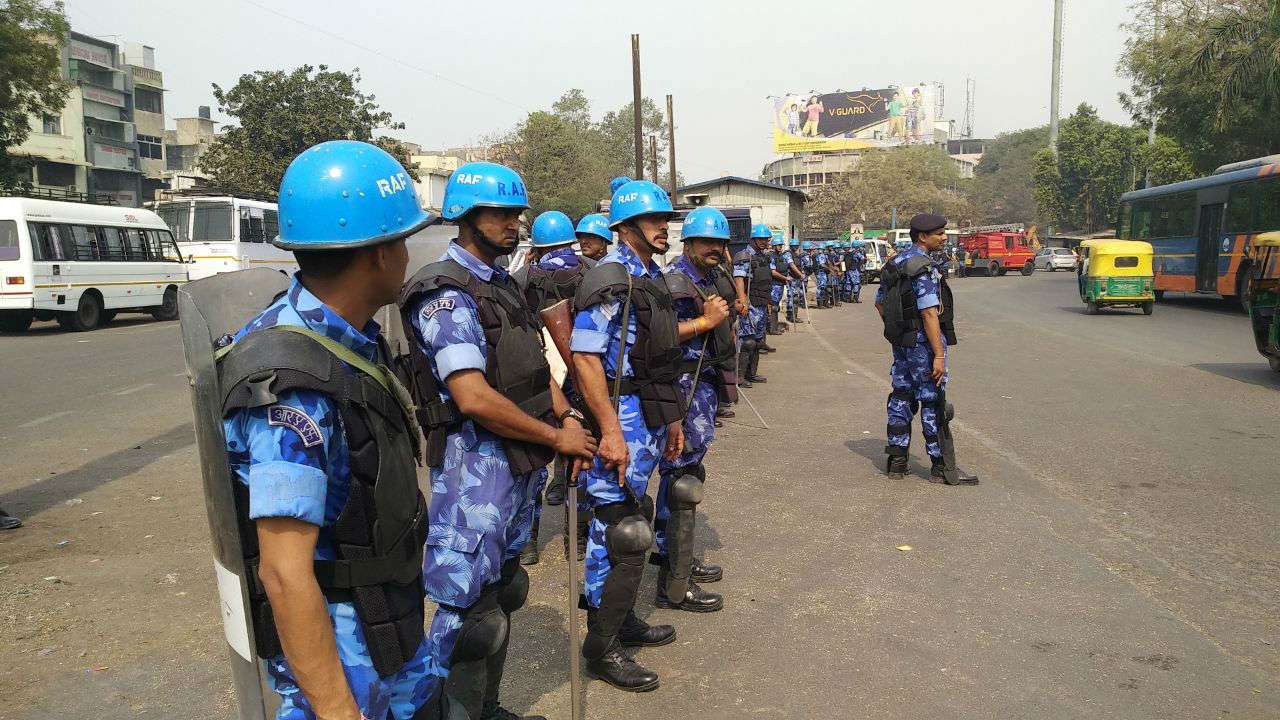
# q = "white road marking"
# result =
<box><xmin>114</xmin><ymin>383</ymin><xmax>155</xmax><ymax>396</ymax></box>
<box><xmin>19</xmin><ymin>410</ymin><xmax>75</xmax><ymax>428</ymax></box>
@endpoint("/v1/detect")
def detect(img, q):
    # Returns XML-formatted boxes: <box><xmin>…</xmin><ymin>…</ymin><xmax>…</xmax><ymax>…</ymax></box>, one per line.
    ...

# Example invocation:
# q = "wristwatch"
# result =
<box><xmin>558</xmin><ymin>408</ymin><xmax>586</xmax><ymax>425</ymax></box>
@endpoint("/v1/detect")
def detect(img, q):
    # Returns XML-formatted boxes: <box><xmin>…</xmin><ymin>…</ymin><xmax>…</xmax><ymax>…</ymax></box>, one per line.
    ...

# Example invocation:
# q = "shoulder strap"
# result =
<box><xmin>399</xmin><ymin>259</ymin><xmax>474</xmax><ymax>306</ymax></box>
<box><xmin>574</xmin><ymin>261</ymin><xmax>631</xmax><ymax>312</ymax></box>
<box><xmin>902</xmin><ymin>254</ymin><xmax>934</xmax><ymax>278</ymax></box>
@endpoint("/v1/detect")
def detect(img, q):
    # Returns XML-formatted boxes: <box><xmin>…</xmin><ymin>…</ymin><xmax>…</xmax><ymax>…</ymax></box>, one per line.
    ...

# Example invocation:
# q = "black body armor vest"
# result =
<box><xmin>879</xmin><ymin>255</ymin><xmax>958</xmax><ymax>348</ymax></box>
<box><xmin>513</xmin><ymin>256</ymin><xmax>595</xmax><ymax>313</ymax></box>
<box><xmin>575</xmin><ymin>262</ymin><xmax>686</xmax><ymax>427</ymax></box>
<box><xmin>735</xmin><ymin>248</ymin><xmax>773</xmax><ymax>306</ymax></box>
<box><xmin>664</xmin><ymin>270</ymin><xmax>736</xmax><ymax>374</ymax></box>
<box><xmin>397</xmin><ymin>259</ymin><xmax>555</xmax><ymax>475</ymax></box>
<box><xmin>219</xmin><ymin>327</ymin><xmax>428</xmax><ymax>679</ymax></box>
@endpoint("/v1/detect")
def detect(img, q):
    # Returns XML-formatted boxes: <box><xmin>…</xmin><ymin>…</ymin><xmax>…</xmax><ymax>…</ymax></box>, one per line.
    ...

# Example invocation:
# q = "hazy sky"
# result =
<box><xmin>67</xmin><ymin>0</ymin><xmax>1138</xmax><ymax>182</ymax></box>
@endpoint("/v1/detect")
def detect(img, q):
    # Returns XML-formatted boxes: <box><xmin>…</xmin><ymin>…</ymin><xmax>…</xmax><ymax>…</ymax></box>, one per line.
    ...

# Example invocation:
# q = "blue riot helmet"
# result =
<box><xmin>530</xmin><ymin>211</ymin><xmax>576</xmax><ymax>247</ymax></box>
<box><xmin>789</xmin><ymin>238</ymin><xmax>800</xmax><ymax>248</ymax></box>
<box><xmin>608</xmin><ymin>179</ymin><xmax>673</xmax><ymax>228</ymax></box>
<box><xmin>575</xmin><ymin>213</ymin><xmax>612</xmax><ymax>243</ymax></box>
<box><xmin>609</xmin><ymin>176</ymin><xmax>632</xmax><ymax>195</ymax></box>
<box><xmin>275</xmin><ymin>140</ymin><xmax>433</xmax><ymax>250</ymax></box>
<box><xmin>750</xmin><ymin>223</ymin><xmax>772</xmax><ymax>240</ymax></box>
<box><xmin>801</xmin><ymin>241</ymin><xmax>812</xmax><ymax>250</ymax></box>
<box><xmin>680</xmin><ymin>207</ymin><xmax>730</xmax><ymax>242</ymax></box>
<box><xmin>440</xmin><ymin>161</ymin><xmax>529</xmax><ymax>221</ymax></box>
<box><xmin>770</xmin><ymin>236</ymin><xmax>785</xmax><ymax>247</ymax></box>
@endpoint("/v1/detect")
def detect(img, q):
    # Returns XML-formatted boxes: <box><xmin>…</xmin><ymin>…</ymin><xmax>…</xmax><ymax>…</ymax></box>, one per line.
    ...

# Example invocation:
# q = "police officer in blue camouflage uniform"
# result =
<box><xmin>876</xmin><ymin>213</ymin><xmax>978</xmax><ymax>486</ymax></box>
<box><xmin>221</xmin><ymin>140</ymin><xmax>439</xmax><ymax>720</ymax></box>
<box><xmin>398</xmin><ymin>163</ymin><xmax>598</xmax><ymax>720</ymax></box>
<box><xmin>733</xmin><ymin>223</ymin><xmax>782</xmax><ymax>384</ymax></box>
<box><xmin>786</xmin><ymin>237</ymin><xmax>805</xmax><ymax>323</ymax></box>
<box><xmin>571</xmin><ymin>179</ymin><xmax>686</xmax><ymax>692</ymax></box>
<box><xmin>575</xmin><ymin>212</ymin><xmax>612</xmax><ymax>262</ymax></box>
<box><xmin>849</xmin><ymin>239</ymin><xmax>866</xmax><ymax>303</ymax></box>
<box><xmin>767</xmin><ymin>235</ymin><xmax>789</xmax><ymax>334</ymax></box>
<box><xmin>653</xmin><ymin>206</ymin><xmax>734</xmax><ymax>614</ymax></box>
<box><xmin>813</xmin><ymin>242</ymin><xmax>831</xmax><ymax>308</ymax></box>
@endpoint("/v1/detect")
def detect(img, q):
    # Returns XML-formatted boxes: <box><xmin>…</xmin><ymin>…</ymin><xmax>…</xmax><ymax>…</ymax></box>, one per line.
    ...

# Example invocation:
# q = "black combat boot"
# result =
<box><xmin>480</xmin><ymin>700</ymin><xmax>547</xmax><ymax>720</ymax></box>
<box><xmin>655</xmin><ymin>566</ymin><xmax>723</xmax><ymax>612</ymax></box>
<box><xmin>931</xmin><ymin>458</ymin><xmax>979</xmax><ymax>486</ymax></box>
<box><xmin>585</xmin><ymin>639</ymin><xmax>660</xmax><ymax>692</ymax></box>
<box><xmin>0</xmin><ymin>507</ymin><xmax>20</xmax><ymax>530</ymax></box>
<box><xmin>886</xmin><ymin>453</ymin><xmax>909</xmax><ymax>480</ymax></box>
<box><xmin>617</xmin><ymin>610</ymin><xmax>676</xmax><ymax>647</ymax></box>
<box><xmin>519</xmin><ymin>518</ymin><xmax>540</xmax><ymax>565</ymax></box>
<box><xmin>691</xmin><ymin>557</ymin><xmax>723</xmax><ymax>583</ymax></box>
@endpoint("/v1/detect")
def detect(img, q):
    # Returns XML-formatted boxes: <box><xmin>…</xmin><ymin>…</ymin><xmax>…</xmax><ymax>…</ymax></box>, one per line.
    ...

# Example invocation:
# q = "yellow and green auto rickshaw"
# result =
<box><xmin>1247</xmin><ymin>231</ymin><xmax>1280</xmax><ymax>373</ymax></box>
<box><xmin>1077</xmin><ymin>240</ymin><xmax>1155</xmax><ymax>315</ymax></box>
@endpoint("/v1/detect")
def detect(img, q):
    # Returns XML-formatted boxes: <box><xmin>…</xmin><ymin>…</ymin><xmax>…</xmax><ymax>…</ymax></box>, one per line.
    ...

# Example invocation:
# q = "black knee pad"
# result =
<box><xmin>448</xmin><ymin>592</ymin><xmax>508</xmax><ymax>664</ymax></box>
<box><xmin>740</xmin><ymin>339</ymin><xmax>757</xmax><ymax>354</ymax></box>
<box><xmin>605</xmin><ymin>514</ymin><xmax>654</xmax><ymax>563</ymax></box>
<box><xmin>669</xmin><ymin>473</ymin><xmax>704</xmax><ymax>509</ymax></box>
<box><xmin>497</xmin><ymin>563</ymin><xmax>529</xmax><ymax>614</ymax></box>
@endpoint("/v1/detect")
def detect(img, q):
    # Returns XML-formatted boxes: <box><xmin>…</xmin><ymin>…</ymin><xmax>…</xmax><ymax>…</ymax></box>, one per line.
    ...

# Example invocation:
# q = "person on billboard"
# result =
<box><xmin>907</xmin><ymin>87</ymin><xmax>924</xmax><ymax>144</ymax></box>
<box><xmin>787</xmin><ymin>100</ymin><xmax>801</xmax><ymax>137</ymax></box>
<box><xmin>802</xmin><ymin>96</ymin><xmax>824</xmax><ymax>137</ymax></box>
<box><xmin>888</xmin><ymin>91</ymin><xmax>906</xmax><ymax>140</ymax></box>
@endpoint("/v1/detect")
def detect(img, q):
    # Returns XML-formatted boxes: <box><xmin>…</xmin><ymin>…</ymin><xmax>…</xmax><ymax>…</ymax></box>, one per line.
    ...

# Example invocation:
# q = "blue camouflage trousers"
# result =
<box><xmin>816</xmin><ymin>271</ymin><xmax>828</xmax><ymax>299</ymax></box>
<box><xmin>887</xmin><ymin>344</ymin><xmax>949</xmax><ymax>459</ymax></box>
<box><xmin>582</xmin><ymin>394</ymin><xmax>668</xmax><ymax>607</ymax></box>
<box><xmin>851</xmin><ymin>269</ymin><xmax>862</xmax><ymax>297</ymax></box>
<box><xmin>842</xmin><ymin>270</ymin><xmax>854</xmax><ymax>294</ymax></box>
<box><xmin>787</xmin><ymin>278</ymin><xmax>805</xmax><ymax>319</ymax></box>
<box><xmin>422</xmin><ymin>426</ymin><xmax>540</xmax><ymax>677</ymax></box>
<box><xmin>655</xmin><ymin>374</ymin><xmax>717</xmax><ymax>555</ymax></box>
<box><xmin>737</xmin><ymin>304</ymin><xmax>766</xmax><ymax>341</ymax></box>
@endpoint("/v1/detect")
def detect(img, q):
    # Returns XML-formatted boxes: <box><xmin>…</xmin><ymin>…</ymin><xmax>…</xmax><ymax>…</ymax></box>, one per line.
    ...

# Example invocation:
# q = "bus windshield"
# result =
<box><xmin>153</xmin><ymin>201</ymin><xmax>191</xmax><ymax>242</ymax></box>
<box><xmin>0</xmin><ymin>220</ymin><xmax>19</xmax><ymax>261</ymax></box>
<box><xmin>192</xmin><ymin>202</ymin><xmax>234</xmax><ymax>242</ymax></box>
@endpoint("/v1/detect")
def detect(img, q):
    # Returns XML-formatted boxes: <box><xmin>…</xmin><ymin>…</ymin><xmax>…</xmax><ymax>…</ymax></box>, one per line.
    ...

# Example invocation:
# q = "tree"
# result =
<box><xmin>965</xmin><ymin>126</ymin><xmax>1050</xmax><ymax>225</ymax></box>
<box><xmin>0</xmin><ymin>0</ymin><xmax>70</xmax><ymax>190</ymax></box>
<box><xmin>200</xmin><ymin>65</ymin><xmax>416</xmax><ymax>198</ymax></box>
<box><xmin>1194</xmin><ymin>0</ymin><xmax>1280</xmax><ymax>129</ymax></box>
<box><xmin>1138</xmin><ymin>135</ymin><xmax>1196</xmax><ymax>186</ymax></box>
<box><xmin>598</xmin><ymin>98</ymin><xmax>669</xmax><ymax>181</ymax></box>
<box><xmin>1119</xmin><ymin>0</ymin><xmax>1280</xmax><ymax>173</ymax></box>
<box><xmin>807</xmin><ymin>145</ymin><xmax>972</xmax><ymax>232</ymax></box>
<box><xmin>1032</xmin><ymin>104</ymin><xmax>1142</xmax><ymax>232</ymax></box>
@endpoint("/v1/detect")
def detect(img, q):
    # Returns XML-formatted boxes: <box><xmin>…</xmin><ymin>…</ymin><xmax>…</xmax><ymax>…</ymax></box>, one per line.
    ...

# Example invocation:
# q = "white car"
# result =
<box><xmin>1034</xmin><ymin>247</ymin><xmax>1078</xmax><ymax>272</ymax></box>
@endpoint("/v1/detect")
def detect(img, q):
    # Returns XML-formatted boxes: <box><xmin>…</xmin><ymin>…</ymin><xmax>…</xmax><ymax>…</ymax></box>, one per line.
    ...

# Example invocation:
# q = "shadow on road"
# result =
<box><xmin>1192</xmin><ymin>363</ymin><xmax>1280</xmax><ymax>389</ymax></box>
<box><xmin>6</xmin><ymin>317</ymin><xmax>173</xmax><ymax>338</ymax></box>
<box><xmin>843</xmin><ymin>437</ymin><xmax>932</xmax><ymax>479</ymax></box>
<box><xmin>0</xmin><ymin>422</ymin><xmax>195</xmax><ymax>516</ymax></box>
<box><xmin>1055</xmin><ymin>305</ymin><xmax>1150</xmax><ymax>317</ymax></box>
<box><xmin>1154</xmin><ymin>294</ymin><xmax>1246</xmax><ymax>316</ymax></box>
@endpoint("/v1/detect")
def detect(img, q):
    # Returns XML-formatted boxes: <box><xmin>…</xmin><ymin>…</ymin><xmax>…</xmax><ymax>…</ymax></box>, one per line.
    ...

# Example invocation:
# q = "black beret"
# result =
<box><xmin>909</xmin><ymin>213</ymin><xmax>948</xmax><ymax>234</ymax></box>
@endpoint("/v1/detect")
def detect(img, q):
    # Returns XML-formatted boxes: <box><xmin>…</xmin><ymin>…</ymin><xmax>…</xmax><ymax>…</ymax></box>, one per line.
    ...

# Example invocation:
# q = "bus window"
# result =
<box><xmin>192</xmin><ymin>202</ymin><xmax>234</xmax><ymax>242</ymax></box>
<box><xmin>123</xmin><ymin>228</ymin><xmax>149</xmax><ymax>260</ymax></box>
<box><xmin>95</xmin><ymin>227</ymin><xmax>127</xmax><ymax>261</ymax></box>
<box><xmin>240</xmin><ymin>207</ymin><xmax>267</xmax><ymax>243</ymax></box>
<box><xmin>1226</xmin><ymin>183</ymin><xmax>1255</xmax><ymax>234</ymax></box>
<box><xmin>156</xmin><ymin>202</ymin><xmax>192</xmax><ymax>242</ymax></box>
<box><xmin>1170</xmin><ymin>193</ymin><xmax>1196</xmax><ymax>237</ymax></box>
<box><xmin>148</xmin><ymin>229</ymin><xmax>183</xmax><ymax>262</ymax></box>
<box><xmin>1257</xmin><ymin>177</ymin><xmax>1280</xmax><ymax>232</ymax></box>
<box><xmin>67</xmin><ymin>225</ymin><xmax>98</xmax><ymax>260</ymax></box>
<box><xmin>0</xmin><ymin>220</ymin><xmax>19</xmax><ymax>261</ymax></box>
<box><xmin>1132</xmin><ymin>202</ymin><xmax>1152</xmax><ymax>239</ymax></box>
<box><xmin>264</xmin><ymin>209</ymin><xmax>279</xmax><ymax>242</ymax></box>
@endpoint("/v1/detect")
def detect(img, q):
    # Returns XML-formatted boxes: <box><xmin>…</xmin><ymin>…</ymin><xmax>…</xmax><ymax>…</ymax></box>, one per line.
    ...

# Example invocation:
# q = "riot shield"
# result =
<box><xmin>178</xmin><ymin>268</ymin><xmax>290</xmax><ymax>720</ymax></box>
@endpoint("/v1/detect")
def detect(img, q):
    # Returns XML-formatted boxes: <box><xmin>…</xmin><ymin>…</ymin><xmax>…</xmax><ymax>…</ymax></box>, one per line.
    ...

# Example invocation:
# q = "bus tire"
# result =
<box><xmin>151</xmin><ymin>286</ymin><xmax>178</xmax><ymax>321</ymax></box>
<box><xmin>0</xmin><ymin>311</ymin><xmax>33</xmax><ymax>333</ymax></box>
<box><xmin>1021</xmin><ymin>261</ymin><xmax>1035</xmax><ymax>276</ymax></box>
<box><xmin>60</xmin><ymin>291</ymin><xmax>103</xmax><ymax>332</ymax></box>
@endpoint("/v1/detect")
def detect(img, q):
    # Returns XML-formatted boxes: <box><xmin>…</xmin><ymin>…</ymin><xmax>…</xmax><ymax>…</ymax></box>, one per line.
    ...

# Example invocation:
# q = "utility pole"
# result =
<box><xmin>648</xmin><ymin>135</ymin><xmax>658</xmax><ymax>186</ymax></box>
<box><xmin>1049</xmin><ymin>0</ymin><xmax>1064</xmax><ymax>158</ymax></box>
<box><xmin>631</xmin><ymin>34</ymin><xmax>644</xmax><ymax>180</ymax></box>
<box><xmin>666</xmin><ymin>94</ymin><xmax>678</xmax><ymax>197</ymax></box>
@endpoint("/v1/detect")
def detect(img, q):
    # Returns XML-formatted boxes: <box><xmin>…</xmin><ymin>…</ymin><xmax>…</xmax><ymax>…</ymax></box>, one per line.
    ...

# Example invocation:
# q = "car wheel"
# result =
<box><xmin>61</xmin><ymin>292</ymin><xmax>103</xmax><ymax>332</ymax></box>
<box><xmin>989</xmin><ymin>261</ymin><xmax>1000</xmax><ymax>276</ymax></box>
<box><xmin>1045</xmin><ymin>264</ymin><xmax>1054</xmax><ymax>272</ymax></box>
<box><xmin>151</xmin><ymin>286</ymin><xmax>178</xmax><ymax>321</ymax></box>
<box><xmin>1021</xmin><ymin>262</ymin><xmax>1035</xmax><ymax>276</ymax></box>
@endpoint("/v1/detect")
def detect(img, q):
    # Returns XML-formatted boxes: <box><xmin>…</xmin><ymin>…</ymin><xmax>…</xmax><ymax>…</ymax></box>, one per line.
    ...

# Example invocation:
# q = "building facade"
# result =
<box><xmin>8</xmin><ymin>30</ymin><xmax>167</xmax><ymax>206</ymax></box>
<box><xmin>674</xmin><ymin>176</ymin><xmax>806</xmax><ymax>239</ymax></box>
<box><xmin>163</xmin><ymin>107</ymin><xmax>219</xmax><ymax>191</ymax></box>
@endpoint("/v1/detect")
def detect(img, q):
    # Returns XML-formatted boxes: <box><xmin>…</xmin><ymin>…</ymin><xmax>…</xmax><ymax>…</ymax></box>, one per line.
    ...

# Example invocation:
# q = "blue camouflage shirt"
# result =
<box><xmin>732</xmin><ymin>243</ymin><xmax>761</xmax><ymax>279</ymax></box>
<box><xmin>665</xmin><ymin>254</ymin><xmax>718</xmax><ymax>364</ymax></box>
<box><xmin>570</xmin><ymin>241</ymin><xmax>658</xmax><ymax>379</ymax></box>
<box><xmin>537</xmin><ymin>244</ymin><xmax>581</xmax><ymax>270</ymax></box>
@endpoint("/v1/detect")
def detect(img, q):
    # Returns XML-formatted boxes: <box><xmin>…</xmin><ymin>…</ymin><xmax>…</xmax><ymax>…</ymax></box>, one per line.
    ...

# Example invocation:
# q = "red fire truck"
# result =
<box><xmin>959</xmin><ymin>224</ymin><xmax>1036</xmax><ymax>276</ymax></box>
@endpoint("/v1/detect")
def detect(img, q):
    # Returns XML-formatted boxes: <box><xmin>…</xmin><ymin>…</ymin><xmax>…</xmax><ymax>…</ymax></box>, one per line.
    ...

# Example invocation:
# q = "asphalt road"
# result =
<box><xmin>1</xmin><ymin>267</ymin><xmax>1276</xmax><ymax>719</ymax></box>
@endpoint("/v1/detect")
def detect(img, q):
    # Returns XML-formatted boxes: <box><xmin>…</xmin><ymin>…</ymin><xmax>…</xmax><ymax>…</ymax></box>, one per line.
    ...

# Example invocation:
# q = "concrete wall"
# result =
<box><xmin>676</xmin><ymin>181</ymin><xmax>806</xmax><ymax>237</ymax></box>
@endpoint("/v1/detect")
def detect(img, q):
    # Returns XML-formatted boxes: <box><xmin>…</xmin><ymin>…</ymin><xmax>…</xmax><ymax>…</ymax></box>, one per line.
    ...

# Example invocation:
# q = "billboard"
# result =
<box><xmin>771</xmin><ymin>84</ymin><xmax>938</xmax><ymax>153</ymax></box>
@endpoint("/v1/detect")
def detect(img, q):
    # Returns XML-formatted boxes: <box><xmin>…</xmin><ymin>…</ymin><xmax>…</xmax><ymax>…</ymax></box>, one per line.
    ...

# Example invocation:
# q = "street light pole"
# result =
<box><xmin>1049</xmin><ymin>0</ymin><xmax>1064</xmax><ymax>158</ymax></box>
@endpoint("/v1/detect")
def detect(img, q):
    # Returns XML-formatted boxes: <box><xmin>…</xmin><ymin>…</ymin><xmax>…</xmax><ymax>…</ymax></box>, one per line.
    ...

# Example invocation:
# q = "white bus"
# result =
<box><xmin>150</xmin><ymin>195</ymin><xmax>297</xmax><ymax>280</ymax></box>
<box><xmin>0</xmin><ymin>197</ymin><xmax>188</xmax><ymax>332</ymax></box>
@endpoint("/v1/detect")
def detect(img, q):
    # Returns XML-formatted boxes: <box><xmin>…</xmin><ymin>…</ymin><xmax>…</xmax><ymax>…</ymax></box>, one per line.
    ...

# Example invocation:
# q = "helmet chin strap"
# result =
<box><xmin>463</xmin><ymin>216</ymin><xmax>514</xmax><ymax>257</ymax></box>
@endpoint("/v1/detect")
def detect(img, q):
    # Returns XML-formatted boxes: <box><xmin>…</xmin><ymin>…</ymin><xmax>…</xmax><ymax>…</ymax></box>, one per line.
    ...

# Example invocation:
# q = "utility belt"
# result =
<box><xmin>606</xmin><ymin>373</ymin><xmax>685</xmax><ymax>428</ymax></box>
<box><xmin>417</xmin><ymin>375</ymin><xmax>554</xmax><ymax>473</ymax></box>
